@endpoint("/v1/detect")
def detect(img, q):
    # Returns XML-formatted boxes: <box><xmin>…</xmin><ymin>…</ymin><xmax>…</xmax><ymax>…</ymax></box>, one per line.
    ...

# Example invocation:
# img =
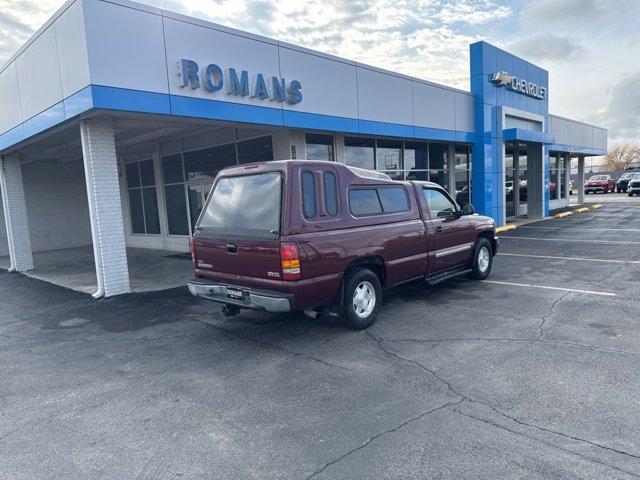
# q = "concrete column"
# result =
<box><xmin>527</xmin><ymin>144</ymin><xmax>545</xmax><ymax>219</ymax></box>
<box><xmin>0</xmin><ymin>154</ymin><xmax>34</xmax><ymax>271</ymax></box>
<box><xmin>577</xmin><ymin>155</ymin><xmax>585</xmax><ymax>204</ymax></box>
<box><xmin>80</xmin><ymin>117</ymin><xmax>130</xmax><ymax>297</ymax></box>
<box><xmin>272</xmin><ymin>129</ymin><xmax>307</xmax><ymax>160</ymax></box>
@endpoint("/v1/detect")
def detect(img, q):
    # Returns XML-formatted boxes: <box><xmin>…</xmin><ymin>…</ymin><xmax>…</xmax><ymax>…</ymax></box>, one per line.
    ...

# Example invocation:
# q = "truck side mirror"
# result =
<box><xmin>461</xmin><ymin>203</ymin><xmax>475</xmax><ymax>215</ymax></box>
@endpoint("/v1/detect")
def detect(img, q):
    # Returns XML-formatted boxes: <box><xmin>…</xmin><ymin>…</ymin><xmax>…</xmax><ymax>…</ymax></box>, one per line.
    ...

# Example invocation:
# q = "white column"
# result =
<box><xmin>80</xmin><ymin>117</ymin><xmax>130</xmax><ymax>297</ymax></box>
<box><xmin>577</xmin><ymin>155</ymin><xmax>585</xmax><ymax>204</ymax></box>
<box><xmin>271</xmin><ymin>130</ymin><xmax>307</xmax><ymax>160</ymax></box>
<box><xmin>0</xmin><ymin>154</ymin><xmax>34</xmax><ymax>272</ymax></box>
<box><xmin>334</xmin><ymin>134</ymin><xmax>345</xmax><ymax>163</ymax></box>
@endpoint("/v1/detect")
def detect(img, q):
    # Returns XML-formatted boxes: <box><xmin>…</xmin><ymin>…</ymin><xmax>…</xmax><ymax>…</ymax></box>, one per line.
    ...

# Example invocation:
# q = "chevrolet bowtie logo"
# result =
<box><xmin>490</xmin><ymin>71</ymin><xmax>512</xmax><ymax>86</ymax></box>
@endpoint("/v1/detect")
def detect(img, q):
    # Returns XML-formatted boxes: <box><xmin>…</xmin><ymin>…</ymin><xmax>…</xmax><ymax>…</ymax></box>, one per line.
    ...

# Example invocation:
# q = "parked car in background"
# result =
<box><xmin>617</xmin><ymin>172</ymin><xmax>636</xmax><ymax>193</ymax></box>
<box><xmin>188</xmin><ymin>160</ymin><xmax>497</xmax><ymax>329</ymax></box>
<box><xmin>584</xmin><ymin>175</ymin><xmax>615</xmax><ymax>194</ymax></box>
<box><xmin>627</xmin><ymin>174</ymin><xmax>640</xmax><ymax>197</ymax></box>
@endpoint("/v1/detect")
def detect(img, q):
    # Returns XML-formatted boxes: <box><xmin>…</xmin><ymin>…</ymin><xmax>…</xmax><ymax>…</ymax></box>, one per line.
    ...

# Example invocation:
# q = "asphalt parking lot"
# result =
<box><xmin>2</xmin><ymin>200</ymin><xmax>640</xmax><ymax>479</ymax></box>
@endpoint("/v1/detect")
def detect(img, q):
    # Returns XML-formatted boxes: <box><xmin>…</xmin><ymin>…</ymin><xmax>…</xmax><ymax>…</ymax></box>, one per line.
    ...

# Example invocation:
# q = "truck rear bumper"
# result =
<box><xmin>187</xmin><ymin>279</ymin><xmax>294</xmax><ymax>312</ymax></box>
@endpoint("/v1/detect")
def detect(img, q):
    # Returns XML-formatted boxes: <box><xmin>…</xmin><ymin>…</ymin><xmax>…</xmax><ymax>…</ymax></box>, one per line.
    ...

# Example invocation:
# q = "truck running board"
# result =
<box><xmin>425</xmin><ymin>266</ymin><xmax>472</xmax><ymax>286</ymax></box>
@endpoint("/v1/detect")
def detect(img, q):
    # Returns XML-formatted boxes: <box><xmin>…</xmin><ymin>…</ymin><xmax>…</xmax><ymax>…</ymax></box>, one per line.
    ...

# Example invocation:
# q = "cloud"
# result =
<box><xmin>509</xmin><ymin>34</ymin><xmax>586</xmax><ymax>63</ymax></box>
<box><xmin>520</xmin><ymin>0</ymin><xmax>609</xmax><ymax>26</ymax></box>
<box><xmin>438</xmin><ymin>0</ymin><xmax>512</xmax><ymax>25</ymax></box>
<box><xmin>596</xmin><ymin>70</ymin><xmax>640</xmax><ymax>145</ymax></box>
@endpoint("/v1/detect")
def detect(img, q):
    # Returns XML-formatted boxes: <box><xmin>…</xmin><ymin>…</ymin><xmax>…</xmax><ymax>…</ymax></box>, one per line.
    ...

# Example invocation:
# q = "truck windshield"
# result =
<box><xmin>197</xmin><ymin>172</ymin><xmax>282</xmax><ymax>238</ymax></box>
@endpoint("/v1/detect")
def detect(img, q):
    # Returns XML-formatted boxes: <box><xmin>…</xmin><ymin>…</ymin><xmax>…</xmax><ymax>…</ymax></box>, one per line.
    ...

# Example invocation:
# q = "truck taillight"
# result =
<box><xmin>190</xmin><ymin>238</ymin><xmax>196</xmax><ymax>268</ymax></box>
<box><xmin>280</xmin><ymin>242</ymin><xmax>301</xmax><ymax>281</ymax></box>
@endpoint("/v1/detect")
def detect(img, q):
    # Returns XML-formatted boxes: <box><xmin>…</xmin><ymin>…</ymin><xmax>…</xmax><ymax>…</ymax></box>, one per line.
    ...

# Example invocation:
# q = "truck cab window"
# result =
<box><xmin>302</xmin><ymin>171</ymin><xmax>317</xmax><ymax>219</ymax></box>
<box><xmin>424</xmin><ymin>188</ymin><xmax>457</xmax><ymax>218</ymax></box>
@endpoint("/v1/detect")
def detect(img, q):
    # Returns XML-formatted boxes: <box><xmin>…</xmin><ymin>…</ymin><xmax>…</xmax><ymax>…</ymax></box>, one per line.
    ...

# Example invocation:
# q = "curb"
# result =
<box><xmin>574</xmin><ymin>207</ymin><xmax>589</xmax><ymax>213</ymax></box>
<box><xmin>591</xmin><ymin>204</ymin><xmax>603</xmax><ymax>210</ymax></box>
<box><xmin>496</xmin><ymin>224</ymin><xmax>517</xmax><ymax>233</ymax></box>
<box><xmin>554</xmin><ymin>211</ymin><xmax>573</xmax><ymax>218</ymax></box>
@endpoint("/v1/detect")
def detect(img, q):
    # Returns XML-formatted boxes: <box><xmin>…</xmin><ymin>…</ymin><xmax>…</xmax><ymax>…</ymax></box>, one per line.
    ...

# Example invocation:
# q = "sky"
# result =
<box><xmin>1</xmin><ymin>0</ymin><xmax>639</xmax><ymax>149</ymax></box>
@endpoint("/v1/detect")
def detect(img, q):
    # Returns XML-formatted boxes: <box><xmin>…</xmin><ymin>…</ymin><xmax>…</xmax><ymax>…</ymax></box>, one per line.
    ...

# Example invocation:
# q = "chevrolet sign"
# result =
<box><xmin>490</xmin><ymin>71</ymin><xmax>546</xmax><ymax>100</ymax></box>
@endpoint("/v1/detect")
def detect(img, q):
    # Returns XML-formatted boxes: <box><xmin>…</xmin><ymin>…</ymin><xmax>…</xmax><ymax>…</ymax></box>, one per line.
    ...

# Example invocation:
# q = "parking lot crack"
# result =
<box><xmin>305</xmin><ymin>398</ymin><xmax>463</xmax><ymax>479</ymax></box>
<box><xmin>366</xmin><ymin>331</ymin><xmax>640</xmax><ymax>468</ymax></box>
<box><xmin>448</xmin><ymin>406</ymin><xmax>640</xmax><ymax>478</ymax></box>
<box><xmin>536</xmin><ymin>292</ymin><xmax>570</xmax><ymax>340</ymax></box>
<box><xmin>191</xmin><ymin>318</ymin><xmax>356</xmax><ymax>372</ymax></box>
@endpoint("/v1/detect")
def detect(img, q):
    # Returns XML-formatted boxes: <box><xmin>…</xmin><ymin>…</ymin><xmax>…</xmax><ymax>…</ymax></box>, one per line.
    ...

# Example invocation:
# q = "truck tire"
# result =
<box><xmin>468</xmin><ymin>238</ymin><xmax>493</xmax><ymax>280</ymax></box>
<box><xmin>343</xmin><ymin>268</ymin><xmax>382</xmax><ymax>330</ymax></box>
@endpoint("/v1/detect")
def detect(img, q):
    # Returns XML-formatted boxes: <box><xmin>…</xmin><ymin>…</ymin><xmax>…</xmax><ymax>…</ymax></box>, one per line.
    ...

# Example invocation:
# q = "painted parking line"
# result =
<box><xmin>484</xmin><ymin>280</ymin><xmax>616</xmax><ymax>297</ymax></box>
<box><xmin>500</xmin><ymin>236</ymin><xmax>640</xmax><ymax>245</ymax></box>
<box><xmin>498</xmin><ymin>252</ymin><xmax>640</xmax><ymax>265</ymax></box>
<box><xmin>518</xmin><ymin>226</ymin><xmax>640</xmax><ymax>232</ymax></box>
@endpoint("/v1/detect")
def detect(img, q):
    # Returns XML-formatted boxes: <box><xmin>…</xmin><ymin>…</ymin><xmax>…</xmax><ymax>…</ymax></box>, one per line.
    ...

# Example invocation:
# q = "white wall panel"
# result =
<box><xmin>594</xmin><ymin>128</ymin><xmax>607</xmax><ymax>150</ymax></box>
<box><xmin>55</xmin><ymin>0</ymin><xmax>90</xmax><ymax>97</ymax></box>
<box><xmin>84</xmin><ymin>0</ymin><xmax>168</xmax><ymax>93</ymax></box>
<box><xmin>0</xmin><ymin>64</ymin><xmax>23</xmax><ymax>133</ymax></box>
<box><xmin>357</xmin><ymin>68</ymin><xmax>413</xmax><ymax>125</ymax></box>
<box><xmin>15</xmin><ymin>27</ymin><xmax>63</xmax><ymax>120</ymax></box>
<box><xmin>280</xmin><ymin>47</ymin><xmax>358</xmax><ymax>119</ymax></box>
<box><xmin>454</xmin><ymin>92</ymin><xmax>474</xmax><ymax>133</ymax></box>
<box><xmin>580</xmin><ymin>125</ymin><xmax>593</xmax><ymax>149</ymax></box>
<box><xmin>413</xmin><ymin>82</ymin><xmax>454</xmax><ymax>130</ymax></box>
<box><xmin>550</xmin><ymin>116</ymin><xmax>568</xmax><ymax>145</ymax></box>
<box><xmin>163</xmin><ymin>17</ymin><xmax>280</xmax><ymax>107</ymax></box>
<box><xmin>566</xmin><ymin>121</ymin><xmax>581</xmax><ymax>146</ymax></box>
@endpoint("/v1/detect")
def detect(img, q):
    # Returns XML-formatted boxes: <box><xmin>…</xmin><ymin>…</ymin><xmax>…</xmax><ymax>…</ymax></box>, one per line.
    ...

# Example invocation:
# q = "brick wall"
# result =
<box><xmin>272</xmin><ymin>130</ymin><xmax>307</xmax><ymax>160</ymax></box>
<box><xmin>81</xmin><ymin>118</ymin><xmax>130</xmax><ymax>296</ymax></box>
<box><xmin>0</xmin><ymin>154</ymin><xmax>34</xmax><ymax>271</ymax></box>
<box><xmin>21</xmin><ymin>159</ymin><xmax>93</xmax><ymax>253</ymax></box>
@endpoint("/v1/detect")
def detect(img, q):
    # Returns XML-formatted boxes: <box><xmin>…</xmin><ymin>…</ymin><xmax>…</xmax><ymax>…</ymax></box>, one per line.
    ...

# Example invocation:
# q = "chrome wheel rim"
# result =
<box><xmin>478</xmin><ymin>246</ymin><xmax>490</xmax><ymax>274</ymax></box>
<box><xmin>353</xmin><ymin>281</ymin><xmax>376</xmax><ymax>318</ymax></box>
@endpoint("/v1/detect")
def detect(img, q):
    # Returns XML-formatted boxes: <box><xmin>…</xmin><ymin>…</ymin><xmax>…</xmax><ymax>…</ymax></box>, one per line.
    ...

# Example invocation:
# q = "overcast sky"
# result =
<box><xmin>1</xmin><ymin>0</ymin><xmax>639</xmax><ymax>148</ymax></box>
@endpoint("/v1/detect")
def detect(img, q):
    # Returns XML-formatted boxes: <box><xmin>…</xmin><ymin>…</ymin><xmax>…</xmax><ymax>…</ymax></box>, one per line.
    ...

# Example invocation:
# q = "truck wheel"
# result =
<box><xmin>343</xmin><ymin>268</ymin><xmax>382</xmax><ymax>330</ymax></box>
<box><xmin>469</xmin><ymin>238</ymin><xmax>493</xmax><ymax>280</ymax></box>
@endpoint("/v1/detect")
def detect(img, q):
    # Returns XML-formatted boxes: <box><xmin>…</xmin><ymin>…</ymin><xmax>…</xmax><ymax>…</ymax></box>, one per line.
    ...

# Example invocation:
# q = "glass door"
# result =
<box><xmin>188</xmin><ymin>183</ymin><xmax>213</xmax><ymax>233</ymax></box>
<box><xmin>505</xmin><ymin>142</ymin><xmax>516</xmax><ymax>218</ymax></box>
<box><xmin>517</xmin><ymin>143</ymin><xmax>528</xmax><ymax>216</ymax></box>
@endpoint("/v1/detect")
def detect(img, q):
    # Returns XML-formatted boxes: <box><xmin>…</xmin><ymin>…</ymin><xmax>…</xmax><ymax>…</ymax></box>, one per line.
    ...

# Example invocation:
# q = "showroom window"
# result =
<box><xmin>376</xmin><ymin>139</ymin><xmax>403</xmax><ymax>179</ymax></box>
<box><xmin>428</xmin><ymin>143</ymin><xmax>448</xmax><ymax>190</ymax></box>
<box><xmin>559</xmin><ymin>155</ymin><xmax>567</xmax><ymax>199</ymax></box>
<box><xmin>125</xmin><ymin>158</ymin><xmax>160</xmax><ymax>235</ymax></box>
<box><xmin>237</xmin><ymin>136</ymin><xmax>273</xmax><ymax>164</ymax></box>
<box><xmin>344</xmin><ymin>137</ymin><xmax>375</xmax><ymax>170</ymax></box>
<box><xmin>306</xmin><ymin>134</ymin><xmax>334</xmax><ymax>161</ymax></box>
<box><xmin>454</xmin><ymin>145</ymin><xmax>471</xmax><ymax>205</ymax></box>
<box><xmin>161</xmin><ymin>154</ymin><xmax>190</xmax><ymax>236</ymax></box>
<box><xmin>404</xmin><ymin>141</ymin><xmax>428</xmax><ymax>181</ymax></box>
<box><xmin>183</xmin><ymin>143</ymin><xmax>237</xmax><ymax>180</ymax></box>
<box><xmin>161</xmin><ymin>133</ymin><xmax>275</xmax><ymax>236</ymax></box>
<box><xmin>549</xmin><ymin>154</ymin><xmax>559</xmax><ymax>200</ymax></box>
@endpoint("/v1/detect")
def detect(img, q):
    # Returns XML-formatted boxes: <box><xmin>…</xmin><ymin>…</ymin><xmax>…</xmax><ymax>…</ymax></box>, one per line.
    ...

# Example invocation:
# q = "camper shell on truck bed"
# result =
<box><xmin>188</xmin><ymin>160</ymin><xmax>497</xmax><ymax>329</ymax></box>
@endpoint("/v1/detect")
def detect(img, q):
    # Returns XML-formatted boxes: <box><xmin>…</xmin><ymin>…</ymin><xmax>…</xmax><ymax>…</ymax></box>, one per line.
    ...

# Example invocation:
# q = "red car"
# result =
<box><xmin>584</xmin><ymin>175</ymin><xmax>615</xmax><ymax>194</ymax></box>
<box><xmin>188</xmin><ymin>160</ymin><xmax>497</xmax><ymax>329</ymax></box>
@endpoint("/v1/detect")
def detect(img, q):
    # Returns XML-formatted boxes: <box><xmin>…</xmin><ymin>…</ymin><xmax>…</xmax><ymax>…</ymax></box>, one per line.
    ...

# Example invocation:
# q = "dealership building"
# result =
<box><xmin>0</xmin><ymin>0</ymin><xmax>607</xmax><ymax>297</ymax></box>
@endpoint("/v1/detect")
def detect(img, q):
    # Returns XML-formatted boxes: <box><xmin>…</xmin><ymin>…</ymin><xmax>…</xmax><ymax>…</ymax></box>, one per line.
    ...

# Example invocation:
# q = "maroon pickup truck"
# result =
<box><xmin>188</xmin><ymin>160</ymin><xmax>497</xmax><ymax>329</ymax></box>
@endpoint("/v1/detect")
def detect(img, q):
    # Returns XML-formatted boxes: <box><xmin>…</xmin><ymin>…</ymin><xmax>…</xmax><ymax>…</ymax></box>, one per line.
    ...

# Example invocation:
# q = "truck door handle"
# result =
<box><xmin>435</xmin><ymin>226</ymin><xmax>444</xmax><ymax>235</ymax></box>
<box><xmin>226</xmin><ymin>243</ymin><xmax>237</xmax><ymax>253</ymax></box>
